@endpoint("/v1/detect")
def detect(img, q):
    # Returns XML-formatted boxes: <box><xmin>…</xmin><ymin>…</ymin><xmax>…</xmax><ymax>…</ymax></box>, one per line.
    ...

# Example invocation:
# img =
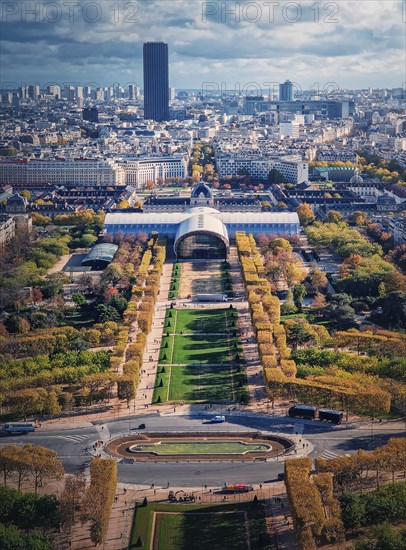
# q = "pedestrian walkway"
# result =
<box><xmin>131</xmin><ymin>259</ymin><xmax>174</xmax><ymax>409</ymax></box>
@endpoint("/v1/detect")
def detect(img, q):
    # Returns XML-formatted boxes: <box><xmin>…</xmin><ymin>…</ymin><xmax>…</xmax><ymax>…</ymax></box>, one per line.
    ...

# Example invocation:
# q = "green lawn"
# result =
<box><xmin>131</xmin><ymin>441</ymin><xmax>270</xmax><ymax>455</ymax></box>
<box><xmin>129</xmin><ymin>502</ymin><xmax>272</xmax><ymax>550</ymax></box>
<box><xmin>172</xmin><ymin>334</ymin><xmax>237</xmax><ymax>364</ymax></box>
<box><xmin>166</xmin><ymin>308</ymin><xmax>237</xmax><ymax>334</ymax></box>
<box><xmin>153</xmin><ymin>364</ymin><xmax>248</xmax><ymax>403</ymax></box>
<box><xmin>64</xmin><ymin>308</ymin><xmax>95</xmax><ymax>328</ymax></box>
<box><xmin>155</xmin><ymin>307</ymin><xmax>247</xmax><ymax>403</ymax></box>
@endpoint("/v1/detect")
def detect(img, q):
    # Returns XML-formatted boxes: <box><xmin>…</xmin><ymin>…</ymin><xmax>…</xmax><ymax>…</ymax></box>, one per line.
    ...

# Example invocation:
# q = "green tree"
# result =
<box><xmin>40</xmin><ymin>273</ymin><xmax>69</xmax><ymax>298</ymax></box>
<box><xmin>293</xmin><ymin>283</ymin><xmax>307</xmax><ymax>312</ymax></box>
<box><xmin>286</xmin><ymin>323</ymin><xmax>315</xmax><ymax>350</ymax></box>
<box><xmin>379</xmin><ymin>291</ymin><xmax>406</xmax><ymax>329</ymax></box>
<box><xmin>72</xmin><ymin>293</ymin><xmax>86</xmax><ymax>308</ymax></box>
<box><xmin>354</xmin><ymin>523</ymin><xmax>406</xmax><ymax>550</ymax></box>
<box><xmin>267</xmin><ymin>168</ymin><xmax>286</xmax><ymax>184</ymax></box>
<box><xmin>95</xmin><ymin>304</ymin><xmax>121</xmax><ymax>323</ymax></box>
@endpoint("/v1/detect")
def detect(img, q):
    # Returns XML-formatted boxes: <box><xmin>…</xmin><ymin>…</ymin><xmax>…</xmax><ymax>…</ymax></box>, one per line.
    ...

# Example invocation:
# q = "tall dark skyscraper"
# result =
<box><xmin>143</xmin><ymin>42</ymin><xmax>169</xmax><ymax>122</ymax></box>
<box><xmin>279</xmin><ymin>80</ymin><xmax>293</xmax><ymax>101</ymax></box>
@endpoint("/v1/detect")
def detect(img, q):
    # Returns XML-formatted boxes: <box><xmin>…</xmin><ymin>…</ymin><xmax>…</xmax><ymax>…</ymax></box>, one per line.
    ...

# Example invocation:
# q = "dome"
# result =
<box><xmin>174</xmin><ymin>212</ymin><xmax>229</xmax><ymax>260</ymax></box>
<box><xmin>350</xmin><ymin>174</ymin><xmax>364</xmax><ymax>185</ymax></box>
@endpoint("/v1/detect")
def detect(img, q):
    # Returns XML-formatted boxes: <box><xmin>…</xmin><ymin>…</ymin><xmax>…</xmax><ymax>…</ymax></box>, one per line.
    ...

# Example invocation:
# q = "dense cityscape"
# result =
<box><xmin>0</xmin><ymin>2</ymin><xmax>405</xmax><ymax>550</ymax></box>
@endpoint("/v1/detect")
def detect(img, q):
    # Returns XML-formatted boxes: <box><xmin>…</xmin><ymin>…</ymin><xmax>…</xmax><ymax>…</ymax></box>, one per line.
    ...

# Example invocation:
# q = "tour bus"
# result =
<box><xmin>2</xmin><ymin>422</ymin><xmax>39</xmax><ymax>434</ymax></box>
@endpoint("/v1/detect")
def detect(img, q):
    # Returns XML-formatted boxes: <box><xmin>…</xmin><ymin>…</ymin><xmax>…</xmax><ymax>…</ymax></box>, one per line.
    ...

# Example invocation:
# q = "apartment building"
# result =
<box><xmin>0</xmin><ymin>158</ymin><xmax>125</xmax><ymax>185</ymax></box>
<box><xmin>118</xmin><ymin>156</ymin><xmax>187</xmax><ymax>187</ymax></box>
<box><xmin>216</xmin><ymin>154</ymin><xmax>308</xmax><ymax>184</ymax></box>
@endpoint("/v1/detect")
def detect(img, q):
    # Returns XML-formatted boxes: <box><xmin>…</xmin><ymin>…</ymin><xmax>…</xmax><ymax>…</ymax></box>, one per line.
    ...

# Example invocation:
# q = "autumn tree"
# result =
<box><xmin>60</xmin><ymin>473</ymin><xmax>86</xmax><ymax>533</ymax></box>
<box><xmin>327</xmin><ymin>210</ymin><xmax>342</xmax><ymax>223</ymax></box>
<box><xmin>297</xmin><ymin>203</ymin><xmax>315</xmax><ymax>226</ymax></box>
<box><xmin>81</xmin><ymin>458</ymin><xmax>117</xmax><ymax>546</ymax></box>
<box><xmin>26</xmin><ymin>444</ymin><xmax>64</xmax><ymax>494</ymax></box>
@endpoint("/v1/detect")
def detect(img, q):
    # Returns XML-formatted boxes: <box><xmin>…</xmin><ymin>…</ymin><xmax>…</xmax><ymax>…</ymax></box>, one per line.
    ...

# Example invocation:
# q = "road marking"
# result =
<box><xmin>56</xmin><ymin>434</ymin><xmax>89</xmax><ymax>443</ymax></box>
<box><xmin>321</xmin><ymin>450</ymin><xmax>339</xmax><ymax>460</ymax></box>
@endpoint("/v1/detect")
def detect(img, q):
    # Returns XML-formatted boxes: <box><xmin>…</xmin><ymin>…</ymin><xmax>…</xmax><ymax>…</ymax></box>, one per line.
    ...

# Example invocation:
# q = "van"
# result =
<box><xmin>211</xmin><ymin>416</ymin><xmax>225</xmax><ymax>423</ymax></box>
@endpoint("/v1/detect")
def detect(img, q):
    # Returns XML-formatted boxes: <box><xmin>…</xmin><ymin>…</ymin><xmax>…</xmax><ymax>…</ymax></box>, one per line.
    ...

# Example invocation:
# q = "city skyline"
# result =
<box><xmin>0</xmin><ymin>1</ymin><xmax>404</xmax><ymax>89</ymax></box>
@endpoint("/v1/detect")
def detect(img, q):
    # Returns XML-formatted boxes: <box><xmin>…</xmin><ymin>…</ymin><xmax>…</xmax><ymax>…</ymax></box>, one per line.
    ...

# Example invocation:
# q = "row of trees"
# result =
<box><xmin>266</xmin><ymin>368</ymin><xmax>391</xmax><ymax>416</ymax></box>
<box><xmin>236</xmin><ymin>232</ymin><xmax>301</xmax><ymax>394</ymax></box>
<box><xmin>315</xmin><ymin>438</ymin><xmax>406</xmax><ymax>493</ymax></box>
<box><xmin>284</xmin><ymin>457</ymin><xmax>344</xmax><ymax>549</ymax></box>
<box><xmin>0</xmin><ymin>444</ymin><xmax>64</xmax><ymax>494</ymax></box>
<box><xmin>80</xmin><ymin>458</ymin><xmax>117</xmax><ymax>546</ymax></box>
<box><xmin>111</xmin><ymin>236</ymin><xmax>167</xmax><ymax>406</ymax></box>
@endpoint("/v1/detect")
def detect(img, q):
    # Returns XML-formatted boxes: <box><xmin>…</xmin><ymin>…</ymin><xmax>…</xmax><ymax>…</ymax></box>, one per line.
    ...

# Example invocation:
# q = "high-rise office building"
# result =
<box><xmin>128</xmin><ymin>84</ymin><xmax>140</xmax><ymax>100</ymax></box>
<box><xmin>279</xmin><ymin>80</ymin><xmax>293</xmax><ymax>101</ymax></box>
<box><xmin>143</xmin><ymin>42</ymin><xmax>169</xmax><ymax>122</ymax></box>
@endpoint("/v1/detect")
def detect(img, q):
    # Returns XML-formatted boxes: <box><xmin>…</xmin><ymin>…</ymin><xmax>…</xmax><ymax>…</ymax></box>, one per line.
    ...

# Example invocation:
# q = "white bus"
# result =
<box><xmin>2</xmin><ymin>422</ymin><xmax>39</xmax><ymax>433</ymax></box>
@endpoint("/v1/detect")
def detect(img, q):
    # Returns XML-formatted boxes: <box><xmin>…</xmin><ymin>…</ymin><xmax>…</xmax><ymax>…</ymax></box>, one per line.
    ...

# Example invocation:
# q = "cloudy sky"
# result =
<box><xmin>1</xmin><ymin>0</ymin><xmax>405</xmax><ymax>91</ymax></box>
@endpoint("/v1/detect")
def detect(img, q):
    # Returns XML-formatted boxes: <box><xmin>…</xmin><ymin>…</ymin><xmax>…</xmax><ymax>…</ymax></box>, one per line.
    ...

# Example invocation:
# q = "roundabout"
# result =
<box><xmin>106</xmin><ymin>431</ymin><xmax>293</xmax><ymax>462</ymax></box>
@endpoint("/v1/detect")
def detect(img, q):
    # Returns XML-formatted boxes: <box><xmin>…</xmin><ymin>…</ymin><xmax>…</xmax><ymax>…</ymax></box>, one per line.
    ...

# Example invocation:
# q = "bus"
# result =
<box><xmin>2</xmin><ymin>422</ymin><xmax>39</xmax><ymax>434</ymax></box>
<box><xmin>288</xmin><ymin>405</ymin><xmax>317</xmax><ymax>419</ymax></box>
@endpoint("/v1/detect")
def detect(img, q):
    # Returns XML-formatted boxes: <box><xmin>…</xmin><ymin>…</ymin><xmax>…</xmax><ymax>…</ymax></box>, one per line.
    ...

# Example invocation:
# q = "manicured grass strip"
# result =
<box><xmin>129</xmin><ymin>502</ymin><xmax>272</xmax><ymax>550</ymax></box>
<box><xmin>131</xmin><ymin>441</ymin><xmax>270</xmax><ymax>455</ymax></box>
<box><xmin>167</xmin><ymin>364</ymin><xmax>248</xmax><ymax>403</ymax></box>
<box><xmin>171</xmin><ymin>308</ymin><xmax>237</xmax><ymax>334</ymax></box>
<box><xmin>171</xmin><ymin>335</ymin><xmax>235</xmax><ymax>364</ymax></box>
<box><xmin>158</xmin><ymin>334</ymin><xmax>174</xmax><ymax>363</ymax></box>
<box><xmin>152</xmin><ymin>366</ymin><xmax>170</xmax><ymax>404</ymax></box>
<box><xmin>154</xmin><ymin>511</ymin><xmax>246</xmax><ymax>550</ymax></box>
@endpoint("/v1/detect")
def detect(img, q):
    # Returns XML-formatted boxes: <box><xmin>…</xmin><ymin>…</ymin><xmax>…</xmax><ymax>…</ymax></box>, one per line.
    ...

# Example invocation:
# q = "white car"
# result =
<box><xmin>211</xmin><ymin>415</ymin><xmax>225</xmax><ymax>423</ymax></box>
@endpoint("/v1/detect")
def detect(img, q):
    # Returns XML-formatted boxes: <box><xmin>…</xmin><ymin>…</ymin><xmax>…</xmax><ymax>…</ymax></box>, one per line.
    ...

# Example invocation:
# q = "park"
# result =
<box><xmin>153</xmin><ymin>308</ymin><xmax>248</xmax><ymax>404</ymax></box>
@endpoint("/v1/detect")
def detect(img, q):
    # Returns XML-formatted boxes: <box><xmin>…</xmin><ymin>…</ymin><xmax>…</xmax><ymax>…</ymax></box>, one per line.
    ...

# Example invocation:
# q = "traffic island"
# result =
<box><xmin>106</xmin><ymin>432</ymin><xmax>293</xmax><ymax>462</ymax></box>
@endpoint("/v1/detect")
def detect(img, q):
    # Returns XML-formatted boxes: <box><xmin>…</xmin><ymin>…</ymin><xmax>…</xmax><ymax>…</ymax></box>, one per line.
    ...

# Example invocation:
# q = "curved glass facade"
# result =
<box><xmin>176</xmin><ymin>233</ymin><xmax>227</xmax><ymax>260</ymax></box>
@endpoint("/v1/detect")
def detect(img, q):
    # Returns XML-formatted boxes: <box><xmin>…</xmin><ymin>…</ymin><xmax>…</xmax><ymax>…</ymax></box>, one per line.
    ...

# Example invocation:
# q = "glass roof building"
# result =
<box><xmin>82</xmin><ymin>243</ymin><xmax>119</xmax><ymax>270</ymax></box>
<box><xmin>104</xmin><ymin>206</ymin><xmax>300</xmax><ymax>259</ymax></box>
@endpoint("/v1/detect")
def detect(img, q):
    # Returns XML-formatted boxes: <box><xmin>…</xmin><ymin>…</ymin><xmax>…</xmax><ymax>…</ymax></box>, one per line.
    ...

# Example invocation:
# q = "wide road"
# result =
<box><xmin>1</xmin><ymin>413</ymin><xmax>404</xmax><ymax>487</ymax></box>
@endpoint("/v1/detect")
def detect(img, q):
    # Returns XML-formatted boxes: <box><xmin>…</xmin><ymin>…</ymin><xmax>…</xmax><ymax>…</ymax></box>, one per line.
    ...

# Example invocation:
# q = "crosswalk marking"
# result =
<box><xmin>321</xmin><ymin>449</ymin><xmax>338</xmax><ymax>460</ymax></box>
<box><xmin>56</xmin><ymin>434</ymin><xmax>88</xmax><ymax>443</ymax></box>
